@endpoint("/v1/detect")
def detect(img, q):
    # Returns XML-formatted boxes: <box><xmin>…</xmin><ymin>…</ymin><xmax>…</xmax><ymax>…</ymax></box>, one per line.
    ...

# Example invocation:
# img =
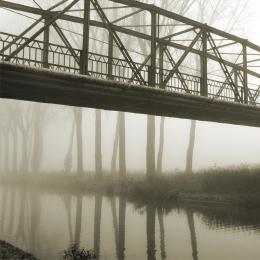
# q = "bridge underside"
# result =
<box><xmin>1</xmin><ymin>62</ymin><xmax>260</xmax><ymax>127</ymax></box>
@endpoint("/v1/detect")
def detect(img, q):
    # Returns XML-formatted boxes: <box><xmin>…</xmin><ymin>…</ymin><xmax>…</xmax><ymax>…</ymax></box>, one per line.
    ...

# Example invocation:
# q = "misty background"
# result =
<box><xmin>1</xmin><ymin>0</ymin><xmax>260</xmax><ymax>174</ymax></box>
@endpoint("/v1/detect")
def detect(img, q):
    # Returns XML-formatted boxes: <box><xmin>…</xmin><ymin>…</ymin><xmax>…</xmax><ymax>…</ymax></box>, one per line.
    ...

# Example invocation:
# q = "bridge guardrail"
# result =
<box><xmin>0</xmin><ymin>31</ymin><xmax>259</xmax><ymax>106</ymax></box>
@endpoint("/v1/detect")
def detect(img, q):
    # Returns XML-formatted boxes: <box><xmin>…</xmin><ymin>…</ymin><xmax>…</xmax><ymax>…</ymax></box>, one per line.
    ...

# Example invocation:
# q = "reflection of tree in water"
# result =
<box><xmin>186</xmin><ymin>209</ymin><xmax>198</xmax><ymax>260</ymax></box>
<box><xmin>15</xmin><ymin>190</ymin><xmax>29</xmax><ymax>249</ymax></box>
<box><xmin>118</xmin><ymin>198</ymin><xmax>126</xmax><ymax>260</ymax></box>
<box><xmin>157</xmin><ymin>206</ymin><xmax>166</xmax><ymax>260</ymax></box>
<box><xmin>146</xmin><ymin>204</ymin><xmax>156</xmax><ymax>260</ymax></box>
<box><xmin>62</xmin><ymin>194</ymin><xmax>73</xmax><ymax>244</ymax></box>
<box><xmin>110</xmin><ymin>197</ymin><xmax>119</xmax><ymax>255</ymax></box>
<box><xmin>110</xmin><ymin>197</ymin><xmax>126</xmax><ymax>260</ymax></box>
<box><xmin>94</xmin><ymin>194</ymin><xmax>102</xmax><ymax>259</ymax></box>
<box><xmin>74</xmin><ymin>194</ymin><xmax>83</xmax><ymax>246</ymax></box>
<box><xmin>0</xmin><ymin>187</ymin><xmax>8</xmax><ymax>237</ymax></box>
<box><xmin>29</xmin><ymin>190</ymin><xmax>41</xmax><ymax>255</ymax></box>
<box><xmin>8</xmin><ymin>189</ymin><xmax>16</xmax><ymax>236</ymax></box>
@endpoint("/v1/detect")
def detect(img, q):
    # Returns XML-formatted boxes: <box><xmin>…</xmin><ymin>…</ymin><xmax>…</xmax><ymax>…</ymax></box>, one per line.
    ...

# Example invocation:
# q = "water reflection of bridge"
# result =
<box><xmin>1</xmin><ymin>0</ymin><xmax>260</xmax><ymax>126</ymax></box>
<box><xmin>1</xmin><ymin>187</ymin><xmax>260</xmax><ymax>259</ymax></box>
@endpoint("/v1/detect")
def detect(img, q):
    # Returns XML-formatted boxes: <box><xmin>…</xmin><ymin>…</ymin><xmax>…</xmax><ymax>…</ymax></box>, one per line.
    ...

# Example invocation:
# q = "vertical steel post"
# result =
<box><xmin>81</xmin><ymin>0</ymin><xmax>90</xmax><ymax>74</ymax></box>
<box><xmin>42</xmin><ymin>18</ymin><xmax>50</xmax><ymax>68</ymax></box>
<box><xmin>150</xmin><ymin>10</ymin><xmax>157</xmax><ymax>87</ymax></box>
<box><xmin>200</xmin><ymin>29</ymin><xmax>207</xmax><ymax>96</ymax></box>
<box><xmin>243</xmin><ymin>42</ymin><xmax>248</xmax><ymax>104</ymax></box>
<box><xmin>108</xmin><ymin>32</ymin><xmax>113</xmax><ymax>79</ymax></box>
<box><xmin>234</xmin><ymin>69</ymin><xmax>242</xmax><ymax>102</ymax></box>
<box><xmin>159</xmin><ymin>44</ymin><xmax>164</xmax><ymax>89</ymax></box>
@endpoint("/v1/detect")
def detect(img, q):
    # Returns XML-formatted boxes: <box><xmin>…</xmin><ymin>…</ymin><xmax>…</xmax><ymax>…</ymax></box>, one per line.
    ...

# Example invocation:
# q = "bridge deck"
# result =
<box><xmin>2</xmin><ymin>61</ymin><xmax>260</xmax><ymax>127</ymax></box>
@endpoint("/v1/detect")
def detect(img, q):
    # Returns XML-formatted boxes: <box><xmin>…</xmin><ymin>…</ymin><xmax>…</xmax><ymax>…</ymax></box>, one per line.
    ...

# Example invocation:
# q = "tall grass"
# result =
<box><xmin>1</xmin><ymin>165</ymin><xmax>260</xmax><ymax>207</ymax></box>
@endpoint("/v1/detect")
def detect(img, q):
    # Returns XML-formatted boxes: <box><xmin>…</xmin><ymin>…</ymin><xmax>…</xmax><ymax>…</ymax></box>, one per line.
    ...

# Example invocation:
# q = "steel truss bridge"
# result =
<box><xmin>1</xmin><ymin>0</ymin><xmax>260</xmax><ymax>126</ymax></box>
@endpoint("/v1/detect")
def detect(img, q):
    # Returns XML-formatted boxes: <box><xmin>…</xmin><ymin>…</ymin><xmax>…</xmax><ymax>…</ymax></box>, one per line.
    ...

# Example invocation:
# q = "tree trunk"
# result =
<box><xmin>111</xmin><ymin>117</ymin><xmax>119</xmax><ymax>175</ymax></box>
<box><xmin>186</xmin><ymin>120</ymin><xmax>196</xmax><ymax>174</ymax></box>
<box><xmin>74</xmin><ymin>108</ymin><xmax>83</xmax><ymax>176</ymax></box>
<box><xmin>119</xmin><ymin>112</ymin><xmax>126</xmax><ymax>178</ymax></box>
<box><xmin>95</xmin><ymin>109</ymin><xmax>102</xmax><ymax>179</ymax></box>
<box><xmin>31</xmin><ymin>105</ymin><xmax>43</xmax><ymax>175</ymax></box>
<box><xmin>157</xmin><ymin>117</ymin><xmax>165</xmax><ymax>174</ymax></box>
<box><xmin>146</xmin><ymin>115</ymin><xmax>155</xmax><ymax>179</ymax></box>
<box><xmin>64</xmin><ymin>121</ymin><xmax>75</xmax><ymax>174</ymax></box>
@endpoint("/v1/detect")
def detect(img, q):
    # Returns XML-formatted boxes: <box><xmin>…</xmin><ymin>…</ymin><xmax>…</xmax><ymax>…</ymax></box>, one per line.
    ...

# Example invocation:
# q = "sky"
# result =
<box><xmin>1</xmin><ymin>0</ymin><xmax>260</xmax><ymax>173</ymax></box>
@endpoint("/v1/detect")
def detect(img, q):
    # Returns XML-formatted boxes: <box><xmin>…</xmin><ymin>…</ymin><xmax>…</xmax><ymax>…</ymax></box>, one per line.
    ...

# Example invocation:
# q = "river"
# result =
<box><xmin>0</xmin><ymin>186</ymin><xmax>260</xmax><ymax>260</ymax></box>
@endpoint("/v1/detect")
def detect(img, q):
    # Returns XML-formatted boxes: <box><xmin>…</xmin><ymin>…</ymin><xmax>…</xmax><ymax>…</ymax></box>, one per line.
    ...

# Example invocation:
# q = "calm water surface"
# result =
<box><xmin>1</xmin><ymin>186</ymin><xmax>260</xmax><ymax>260</ymax></box>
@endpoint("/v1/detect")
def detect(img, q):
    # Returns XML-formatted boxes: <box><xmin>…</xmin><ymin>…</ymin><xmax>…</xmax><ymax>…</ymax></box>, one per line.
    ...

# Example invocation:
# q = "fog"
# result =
<box><xmin>1</xmin><ymin>0</ymin><xmax>260</xmax><ymax>174</ymax></box>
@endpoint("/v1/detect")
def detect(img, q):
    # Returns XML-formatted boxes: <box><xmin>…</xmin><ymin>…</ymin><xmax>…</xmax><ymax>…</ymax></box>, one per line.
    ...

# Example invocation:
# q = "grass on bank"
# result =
<box><xmin>2</xmin><ymin>165</ymin><xmax>260</xmax><ymax>207</ymax></box>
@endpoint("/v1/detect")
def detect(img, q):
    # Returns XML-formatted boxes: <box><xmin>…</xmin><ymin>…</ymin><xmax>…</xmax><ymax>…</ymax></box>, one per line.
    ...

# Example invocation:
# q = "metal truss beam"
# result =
<box><xmin>3</xmin><ymin>0</ymin><xmax>79</xmax><ymax>61</ymax></box>
<box><xmin>164</xmin><ymin>47</ymin><xmax>190</xmax><ymax>93</ymax></box>
<box><xmin>110</xmin><ymin>0</ymin><xmax>260</xmax><ymax>52</ymax></box>
<box><xmin>90</xmin><ymin>0</ymin><xmax>146</xmax><ymax>85</ymax></box>
<box><xmin>112</xmin><ymin>9</ymin><xmax>143</xmax><ymax>24</ymax></box>
<box><xmin>1</xmin><ymin>1</ymin><xmax>259</xmax><ymax>79</ymax></box>
<box><xmin>201</xmin><ymin>29</ymin><xmax>207</xmax><ymax>96</ymax></box>
<box><xmin>0</xmin><ymin>0</ymin><xmax>67</xmax><ymax>55</ymax></box>
<box><xmin>80</xmin><ymin>0</ymin><xmax>90</xmax><ymax>75</ymax></box>
<box><xmin>52</xmin><ymin>22</ymin><xmax>80</xmax><ymax>65</ymax></box>
<box><xmin>243</xmin><ymin>43</ymin><xmax>248</xmax><ymax>103</ymax></box>
<box><xmin>163</xmin><ymin>30</ymin><xmax>202</xmax><ymax>85</ymax></box>
<box><xmin>207</xmin><ymin>32</ymin><xmax>242</xmax><ymax>102</ymax></box>
<box><xmin>161</xmin><ymin>27</ymin><xmax>197</xmax><ymax>40</ymax></box>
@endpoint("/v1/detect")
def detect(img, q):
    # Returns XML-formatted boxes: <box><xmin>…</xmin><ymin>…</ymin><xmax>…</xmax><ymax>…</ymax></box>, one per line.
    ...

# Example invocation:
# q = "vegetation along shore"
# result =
<box><xmin>2</xmin><ymin>166</ymin><xmax>260</xmax><ymax>209</ymax></box>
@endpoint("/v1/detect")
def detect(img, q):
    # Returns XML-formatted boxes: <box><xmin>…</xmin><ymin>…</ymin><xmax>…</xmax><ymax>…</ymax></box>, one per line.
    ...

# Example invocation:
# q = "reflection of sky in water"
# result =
<box><xmin>1</xmin><ymin>187</ymin><xmax>260</xmax><ymax>260</ymax></box>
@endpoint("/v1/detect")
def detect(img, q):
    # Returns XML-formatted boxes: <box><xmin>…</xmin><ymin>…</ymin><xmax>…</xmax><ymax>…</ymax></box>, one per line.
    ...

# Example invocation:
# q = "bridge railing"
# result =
<box><xmin>0</xmin><ymin>31</ymin><xmax>258</xmax><ymax>106</ymax></box>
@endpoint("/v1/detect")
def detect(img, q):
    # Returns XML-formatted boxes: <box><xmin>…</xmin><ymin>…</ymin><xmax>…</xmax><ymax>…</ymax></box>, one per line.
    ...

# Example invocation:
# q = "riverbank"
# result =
<box><xmin>0</xmin><ymin>240</ymin><xmax>37</xmax><ymax>259</ymax></box>
<box><xmin>1</xmin><ymin>166</ymin><xmax>260</xmax><ymax>208</ymax></box>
